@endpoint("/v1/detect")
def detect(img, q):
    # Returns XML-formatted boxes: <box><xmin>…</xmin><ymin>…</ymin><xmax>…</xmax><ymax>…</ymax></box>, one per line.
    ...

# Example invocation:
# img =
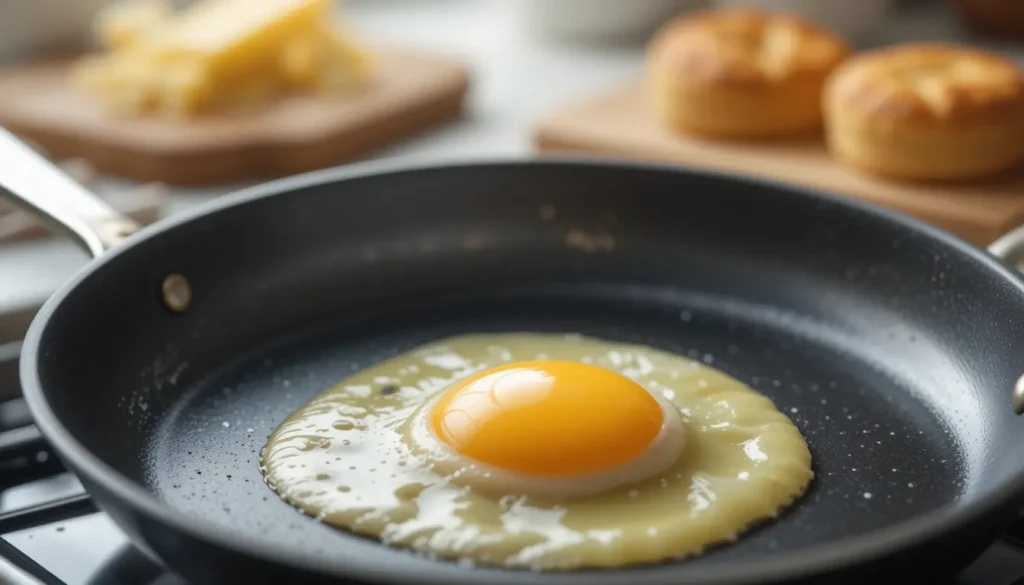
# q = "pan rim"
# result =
<box><xmin>19</xmin><ymin>156</ymin><xmax>1024</xmax><ymax>584</ymax></box>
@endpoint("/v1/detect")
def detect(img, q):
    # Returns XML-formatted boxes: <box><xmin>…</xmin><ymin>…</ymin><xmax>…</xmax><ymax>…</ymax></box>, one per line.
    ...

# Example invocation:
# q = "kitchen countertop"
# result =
<box><xmin>1</xmin><ymin>0</ymin><xmax>1022</xmax><ymax>321</ymax></box>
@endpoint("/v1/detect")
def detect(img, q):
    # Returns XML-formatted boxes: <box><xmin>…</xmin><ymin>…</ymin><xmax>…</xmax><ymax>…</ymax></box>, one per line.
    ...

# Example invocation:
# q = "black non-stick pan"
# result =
<box><xmin>7</xmin><ymin>127</ymin><xmax>1024</xmax><ymax>585</ymax></box>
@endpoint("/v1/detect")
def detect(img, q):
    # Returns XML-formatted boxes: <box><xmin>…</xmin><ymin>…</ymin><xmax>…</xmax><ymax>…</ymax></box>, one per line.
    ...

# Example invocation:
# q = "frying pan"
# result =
<box><xmin>6</xmin><ymin>125</ymin><xmax>1024</xmax><ymax>585</ymax></box>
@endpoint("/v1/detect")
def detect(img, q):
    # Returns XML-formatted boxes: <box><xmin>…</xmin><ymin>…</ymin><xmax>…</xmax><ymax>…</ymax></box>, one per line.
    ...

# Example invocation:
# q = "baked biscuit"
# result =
<box><xmin>824</xmin><ymin>43</ymin><xmax>1024</xmax><ymax>181</ymax></box>
<box><xmin>647</xmin><ymin>8</ymin><xmax>849</xmax><ymax>139</ymax></box>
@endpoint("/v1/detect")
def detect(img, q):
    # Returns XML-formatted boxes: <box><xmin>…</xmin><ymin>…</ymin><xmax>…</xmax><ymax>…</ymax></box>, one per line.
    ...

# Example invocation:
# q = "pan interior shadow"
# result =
<box><xmin>144</xmin><ymin>288</ymin><xmax>965</xmax><ymax>570</ymax></box>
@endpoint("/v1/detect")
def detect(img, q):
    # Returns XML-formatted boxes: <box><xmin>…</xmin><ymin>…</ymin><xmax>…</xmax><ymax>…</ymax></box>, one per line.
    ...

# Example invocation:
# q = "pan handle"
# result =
<box><xmin>987</xmin><ymin>228</ymin><xmax>1024</xmax><ymax>415</ymax></box>
<box><xmin>988</xmin><ymin>225</ymin><xmax>1024</xmax><ymax>274</ymax></box>
<box><xmin>0</xmin><ymin>127</ymin><xmax>138</xmax><ymax>258</ymax></box>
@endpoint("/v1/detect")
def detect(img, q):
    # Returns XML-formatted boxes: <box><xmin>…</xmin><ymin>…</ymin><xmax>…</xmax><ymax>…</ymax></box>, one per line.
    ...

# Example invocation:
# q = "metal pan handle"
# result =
<box><xmin>0</xmin><ymin>127</ymin><xmax>138</xmax><ymax>259</ymax></box>
<box><xmin>0</xmin><ymin>127</ymin><xmax>190</xmax><ymax>311</ymax></box>
<box><xmin>988</xmin><ymin>225</ymin><xmax>1024</xmax><ymax>274</ymax></box>
<box><xmin>988</xmin><ymin>228</ymin><xmax>1024</xmax><ymax>416</ymax></box>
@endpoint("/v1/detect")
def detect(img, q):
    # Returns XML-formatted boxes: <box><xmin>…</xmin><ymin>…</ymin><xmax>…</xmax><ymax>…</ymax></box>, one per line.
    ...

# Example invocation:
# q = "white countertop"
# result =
<box><xmin>1</xmin><ymin>0</ymin><xmax>1022</xmax><ymax>320</ymax></box>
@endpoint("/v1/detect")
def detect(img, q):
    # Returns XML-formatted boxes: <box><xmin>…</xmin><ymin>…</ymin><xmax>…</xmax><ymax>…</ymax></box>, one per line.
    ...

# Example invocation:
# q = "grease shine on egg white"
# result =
<box><xmin>407</xmin><ymin>360</ymin><xmax>687</xmax><ymax>500</ymax></box>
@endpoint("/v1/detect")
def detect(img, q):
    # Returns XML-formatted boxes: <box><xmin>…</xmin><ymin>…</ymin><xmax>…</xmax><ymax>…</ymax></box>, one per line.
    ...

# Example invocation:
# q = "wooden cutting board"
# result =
<box><xmin>0</xmin><ymin>49</ymin><xmax>470</xmax><ymax>186</ymax></box>
<box><xmin>534</xmin><ymin>83</ymin><xmax>1024</xmax><ymax>246</ymax></box>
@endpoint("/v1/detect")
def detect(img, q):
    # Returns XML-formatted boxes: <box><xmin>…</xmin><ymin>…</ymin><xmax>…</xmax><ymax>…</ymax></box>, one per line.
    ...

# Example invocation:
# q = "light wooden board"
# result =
<box><xmin>534</xmin><ymin>83</ymin><xmax>1024</xmax><ymax>246</ymax></box>
<box><xmin>0</xmin><ymin>49</ymin><xmax>470</xmax><ymax>186</ymax></box>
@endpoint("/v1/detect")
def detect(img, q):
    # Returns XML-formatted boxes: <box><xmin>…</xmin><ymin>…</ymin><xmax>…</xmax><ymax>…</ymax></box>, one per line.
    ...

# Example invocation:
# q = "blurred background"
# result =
<box><xmin>1</xmin><ymin>0</ymin><xmax>1023</xmax><ymax>319</ymax></box>
<box><xmin>1</xmin><ymin>2</ymin><xmax>1024</xmax><ymax>582</ymax></box>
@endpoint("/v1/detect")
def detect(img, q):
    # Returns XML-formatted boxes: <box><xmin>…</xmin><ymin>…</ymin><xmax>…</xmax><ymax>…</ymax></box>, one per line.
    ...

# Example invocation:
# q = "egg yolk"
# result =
<box><xmin>429</xmin><ymin>360</ymin><xmax>664</xmax><ymax>477</ymax></box>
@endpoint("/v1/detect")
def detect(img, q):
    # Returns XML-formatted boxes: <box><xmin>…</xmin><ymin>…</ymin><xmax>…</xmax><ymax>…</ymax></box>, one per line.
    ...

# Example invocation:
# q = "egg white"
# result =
<box><xmin>260</xmin><ymin>333</ymin><xmax>814</xmax><ymax>570</ymax></box>
<box><xmin>405</xmin><ymin>386</ymin><xmax>686</xmax><ymax>501</ymax></box>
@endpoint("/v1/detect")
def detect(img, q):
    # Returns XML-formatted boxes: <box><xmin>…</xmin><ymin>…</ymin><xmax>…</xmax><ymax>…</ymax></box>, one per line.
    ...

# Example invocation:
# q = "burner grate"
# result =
<box><xmin>0</xmin><ymin>494</ymin><xmax>96</xmax><ymax>536</ymax></box>
<box><xmin>0</xmin><ymin>394</ymin><xmax>92</xmax><ymax>585</ymax></box>
<box><xmin>0</xmin><ymin>537</ymin><xmax>62</xmax><ymax>585</ymax></box>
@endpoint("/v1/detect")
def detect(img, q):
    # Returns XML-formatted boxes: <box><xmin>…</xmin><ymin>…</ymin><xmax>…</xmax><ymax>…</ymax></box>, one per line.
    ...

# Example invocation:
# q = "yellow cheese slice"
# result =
<box><xmin>279</xmin><ymin>22</ymin><xmax>373</xmax><ymax>90</ymax></box>
<box><xmin>74</xmin><ymin>0</ymin><xmax>373</xmax><ymax>117</ymax></box>
<box><xmin>74</xmin><ymin>51</ymin><xmax>211</xmax><ymax>117</ymax></box>
<box><xmin>94</xmin><ymin>0</ymin><xmax>173</xmax><ymax>50</ymax></box>
<box><xmin>317</xmin><ymin>25</ymin><xmax>374</xmax><ymax>91</ymax></box>
<box><xmin>142</xmin><ymin>0</ymin><xmax>332</xmax><ymax>81</ymax></box>
<box><xmin>280</xmin><ymin>34</ymin><xmax>321</xmax><ymax>88</ymax></box>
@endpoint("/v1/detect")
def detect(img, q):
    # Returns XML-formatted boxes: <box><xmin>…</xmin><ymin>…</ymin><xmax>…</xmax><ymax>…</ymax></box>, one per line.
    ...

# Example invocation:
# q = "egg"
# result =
<box><xmin>260</xmin><ymin>333</ymin><xmax>813</xmax><ymax>570</ymax></box>
<box><xmin>408</xmin><ymin>360</ymin><xmax>687</xmax><ymax>499</ymax></box>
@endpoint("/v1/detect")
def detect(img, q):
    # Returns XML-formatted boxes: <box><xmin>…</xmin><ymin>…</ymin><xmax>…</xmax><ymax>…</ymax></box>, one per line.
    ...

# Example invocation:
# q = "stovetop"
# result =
<box><xmin>3</xmin><ymin>338</ymin><xmax>1024</xmax><ymax>584</ymax></box>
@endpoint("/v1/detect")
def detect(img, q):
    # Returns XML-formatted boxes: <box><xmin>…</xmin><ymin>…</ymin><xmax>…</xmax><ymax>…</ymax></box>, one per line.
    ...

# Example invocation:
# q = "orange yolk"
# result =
<box><xmin>429</xmin><ymin>360</ymin><xmax>664</xmax><ymax>477</ymax></box>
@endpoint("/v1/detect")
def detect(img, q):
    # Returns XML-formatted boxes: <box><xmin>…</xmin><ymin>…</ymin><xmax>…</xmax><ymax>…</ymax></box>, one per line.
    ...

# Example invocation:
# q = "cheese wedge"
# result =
<box><xmin>143</xmin><ymin>0</ymin><xmax>331</xmax><ymax>81</ymax></box>
<box><xmin>74</xmin><ymin>0</ymin><xmax>373</xmax><ymax>117</ymax></box>
<box><xmin>94</xmin><ymin>0</ymin><xmax>173</xmax><ymax>50</ymax></box>
<box><xmin>280</xmin><ymin>22</ymin><xmax>373</xmax><ymax>90</ymax></box>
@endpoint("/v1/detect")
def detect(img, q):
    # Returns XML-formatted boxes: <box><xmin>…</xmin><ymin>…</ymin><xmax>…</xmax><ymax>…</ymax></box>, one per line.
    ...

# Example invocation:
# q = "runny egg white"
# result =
<box><xmin>260</xmin><ymin>333</ymin><xmax>813</xmax><ymax>570</ymax></box>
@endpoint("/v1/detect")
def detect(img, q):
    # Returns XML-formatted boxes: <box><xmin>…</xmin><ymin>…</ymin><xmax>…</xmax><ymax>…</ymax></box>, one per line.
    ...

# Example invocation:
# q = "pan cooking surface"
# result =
<box><xmin>145</xmin><ymin>288</ymin><xmax>963</xmax><ymax>569</ymax></box>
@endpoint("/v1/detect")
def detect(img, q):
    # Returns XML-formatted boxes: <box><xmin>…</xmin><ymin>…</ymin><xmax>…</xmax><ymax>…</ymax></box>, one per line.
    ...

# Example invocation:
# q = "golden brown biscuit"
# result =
<box><xmin>824</xmin><ymin>43</ymin><xmax>1024</xmax><ymax>181</ymax></box>
<box><xmin>647</xmin><ymin>8</ymin><xmax>849</xmax><ymax>139</ymax></box>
